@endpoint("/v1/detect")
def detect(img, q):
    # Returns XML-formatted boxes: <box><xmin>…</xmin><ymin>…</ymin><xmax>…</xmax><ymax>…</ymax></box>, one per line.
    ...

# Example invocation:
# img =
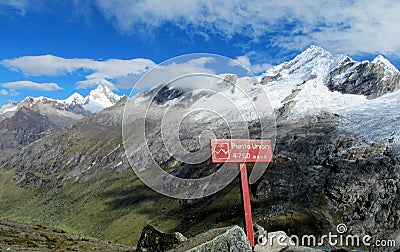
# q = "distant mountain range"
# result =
<box><xmin>1</xmin><ymin>46</ymin><xmax>400</xmax><ymax>250</ymax></box>
<box><xmin>0</xmin><ymin>84</ymin><xmax>122</xmax><ymax>119</ymax></box>
<box><xmin>0</xmin><ymin>84</ymin><xmax>122</xmax><ymax>152</ymax></box>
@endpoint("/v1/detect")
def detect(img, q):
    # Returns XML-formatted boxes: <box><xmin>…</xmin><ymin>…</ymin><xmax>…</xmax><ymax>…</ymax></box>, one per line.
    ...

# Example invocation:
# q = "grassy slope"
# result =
<box><xmin>1</xmin><ymin>168</ymin><xmax>335</xmax><ymax>247</ymax></box>
<box><xmin>0</xmin><ymin>169</ymin><xmax>246</xmax><ymax>246</ymax></box>
<box><xmin>0</xmin><ymin>169</ymin><xmax>174</xmax><ymax>246</ymax></box>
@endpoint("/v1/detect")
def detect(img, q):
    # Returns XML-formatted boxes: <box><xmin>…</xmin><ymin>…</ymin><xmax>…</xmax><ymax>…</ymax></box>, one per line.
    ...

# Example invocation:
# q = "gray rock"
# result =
<box><xmin>169</xmin><ymin>225</ymin><xmax>252</xmax><ymax>252</ymax></box>
<box><xmin>136</xmin><ymin>224</ymin><xmax>187</xmax><ymax>252</ymax></box>
<box><xmin>253</xmin><ymin>223</ymin><xmax>267</xmax><ymax>245</ymax></box>
<box><xmin>254</xmin><ymin>231</ymin><xmax>292</xmax><ymax>252</ymax></box>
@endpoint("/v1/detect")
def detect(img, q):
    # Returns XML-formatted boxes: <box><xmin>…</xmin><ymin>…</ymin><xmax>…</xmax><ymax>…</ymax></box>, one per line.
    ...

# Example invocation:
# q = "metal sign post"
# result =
<box><xmin>239</xmin><ymin>162</ymin><xmax>255</xmax><ymax>247</ymax></box>
<box><xmin>211</xmin><ymin>139</ymin><xmax>273</xmax><ymax>247</ymax></box>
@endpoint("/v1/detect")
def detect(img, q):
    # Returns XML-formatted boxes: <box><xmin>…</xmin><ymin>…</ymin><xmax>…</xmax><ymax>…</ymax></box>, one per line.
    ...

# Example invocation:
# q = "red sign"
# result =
<box><xmin>211</xmin><ymin>139</ymin><xmax>273</xmax><ymax>163</ymax></box>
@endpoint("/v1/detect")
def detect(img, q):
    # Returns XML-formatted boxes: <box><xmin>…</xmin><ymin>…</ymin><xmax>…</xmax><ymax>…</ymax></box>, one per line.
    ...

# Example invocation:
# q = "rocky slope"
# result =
<box><xmin>0</xmin><ymin>96</ymin><xmax>128</xmax><ymax>186</ymax></box>
<box><xmin>0</xmin><ymin>103</ymin><xmax>83</xmax><ymax>154</ymax></box>
<box><xmin>0</xmin><ymin>85</ymin><xmax>122</xmax><ymax>157</ymax></box>
<box><xmin>0</xmin><ymin>220</ymin><xmax>135</xmax><ymax>251</ymax></box>
<box><xmin>1</xmin><ymin>46</ymin><xmax>399</xmax><ymax>250</ymax></box>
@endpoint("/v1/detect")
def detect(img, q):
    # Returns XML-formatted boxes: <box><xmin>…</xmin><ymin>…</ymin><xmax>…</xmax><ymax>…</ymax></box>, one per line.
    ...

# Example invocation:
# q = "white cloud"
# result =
<box><xmin>1</xmin><ymin>89</ymin><xmax>9</xmax><ymax>95</ymax></box>
<box><xmin>2</xmin><ymin>55</ymin><xmax>155</xmax><ymax>77</ymax></box>
<box><xmin>1</xmin><ymin>55</ymin><xmax>220</xmax><ymax>91</ymax></box>
<box><xmin>2</xmin><ymin>55</ymin><xmax>91</xmax><ymax>76</ymax></box>
<box><xmin>1</xmin><ymin>55</ymin><xmax>156</xmax><ymax>90</ymax></box>
<box><xmin>1</xmin><ymin>81</ymin><xmax>62</xmax><ymax>91</ymax></box>
<box><xmin>3</xmin><ymin>1</ymin><xmax>400</xmax><ymax>57</ymax></box>
<box><xmin>135</xmin><ymin>57</ymin><xmax>216</xmax><ymax>89</ymax></box>
<box><xmin>233</xmin><ymin>55</ymin><xmax>272</xmax><ymax>74</ymax></box>
<box><xmin>1</xmin><ymin>88</ymin><xmax>19</xmax><ymax>96</ymax></box>
<box><xmin>93</xmin><ymin>0</ymin><xmax>400</xmax><ymax>57</ymax></box>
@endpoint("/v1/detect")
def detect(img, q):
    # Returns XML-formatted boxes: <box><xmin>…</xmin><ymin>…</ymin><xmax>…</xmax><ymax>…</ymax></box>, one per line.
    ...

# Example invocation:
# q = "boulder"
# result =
<box><xmin>169</xmin><ymin>225</ymin><xmax>252</xmax><ymax>252</ymax></box>
<box><xmin>254</xmin><ymin>231</ymin><xmax>292</xmax><ymax>252</ymax></box>
<box><xmin>136</xmin><ymin>225</ymin><xmax>187</xmax><ymax>252</ymax></box>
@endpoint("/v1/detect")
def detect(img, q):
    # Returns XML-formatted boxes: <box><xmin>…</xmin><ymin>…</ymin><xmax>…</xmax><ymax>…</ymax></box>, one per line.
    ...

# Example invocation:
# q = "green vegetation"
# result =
<box><xmin>0</xmin><ymin>168</ymin><xmax>338</xmax><ymax>248</ymax></box>
<box><xmin>0</xmin><ymin>169</ymin><xmax>246</xmax><ymax>246</ymax></box>
<box><xmin>1</xmin><ymin>169</ymin><xmax>177</xmax><ymax>246</ymax></box>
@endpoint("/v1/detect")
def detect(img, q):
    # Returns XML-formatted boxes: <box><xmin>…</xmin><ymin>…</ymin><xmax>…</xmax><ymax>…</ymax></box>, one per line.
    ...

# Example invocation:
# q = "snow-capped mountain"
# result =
<box><xmin>64</xmin><ymin>92</ymin><xmax>85</xmax><ymax>107</ymax></box>
<box><xmin>154</xmin><ymin>45</ymin><xmax>399</xmax><ymax>149</ymax></box>
<box><xmin>0</xmin><ymin>84</ymin><xmax>122</xmax><ymax>150</ymax></box>
<box><xmin>60</xmin><ymin>84</ymin><xmax>122</xmax><ymax>113</ymax></box>
<box><xmin>372</xmin><ymin>55</ymin><xmax>399</xmax><ymax>75</ymax></box>
<box><xmin>259</xmin><ymin>45</ymin><xmax>400</xmax><ymax>146</ymax></box>
<box><xmin>82</xmin><ymin>84</ymin><xmax>122</xmax><ymax>113</ymax></box>
<box><xmin>0</xmin><ymin>84</ymin><xmax>122</xmax><ymax>117</ymax></box>
<box><xmin>0</xmin><ymin>101</ymin><xmax>18</xmax><ymax>121</ymax></box>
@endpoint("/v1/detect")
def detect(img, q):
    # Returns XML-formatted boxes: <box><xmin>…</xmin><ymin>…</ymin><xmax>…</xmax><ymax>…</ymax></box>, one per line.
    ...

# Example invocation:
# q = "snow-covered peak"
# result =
<box><xmin>263</xmin><ymin>45</ymin><xmax>335</xmax><ymax>85</ymax></box>
<box><xmin>286</xmin><ymin>45</ymin><xmax>332</xmax><ymax>75</ymax></box>
<box><xmin>3</xmin><ymin>84</ymin><xmax>122</xmax><ymax>115</ymax></box>
<box><xmin>63</xmin><ymin>92</ymin><xmax>85</xmax><ymax>107</ymax></box>
<box><xmin>86</xmin><ymin>84</ymin><xmax>120</xmax><ymax>103</ymax></box>
<box><xmin>0</xmin><ymin>101</ymin><xmax>18</xmax><ymax>121</ymax></box>
<box><xmin>82</xmin><ymin>84</ymin><xmax>122</xmax><ymax>113</ymax></box>
<box><xmin>294</xmin><ymin>45</ymin><xmax>332</xmax><ymax>62</ymax></box>
<box><xmin>0</xmin><ymin>101</ymin><xmax>18</xmax><ymax>114</ymax></box>
<box><xmin>372</xmin><ymin>55</ymin><xmax>399</xmax><ymax>75</ymax></box>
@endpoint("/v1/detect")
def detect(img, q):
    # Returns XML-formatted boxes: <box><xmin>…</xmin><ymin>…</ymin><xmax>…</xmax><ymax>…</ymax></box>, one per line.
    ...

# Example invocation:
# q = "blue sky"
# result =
<box><xmin>1</xmin><ymin>0</ymin><xmax>400</xmax><ymax>106</ymax></box>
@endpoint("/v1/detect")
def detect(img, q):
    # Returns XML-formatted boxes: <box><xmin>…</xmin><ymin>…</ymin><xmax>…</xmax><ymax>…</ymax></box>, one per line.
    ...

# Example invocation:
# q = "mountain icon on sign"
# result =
<box><xmin>214</xmin><ymin>143</ymin><xmax>230</xmax><ymax>159</ymax></box>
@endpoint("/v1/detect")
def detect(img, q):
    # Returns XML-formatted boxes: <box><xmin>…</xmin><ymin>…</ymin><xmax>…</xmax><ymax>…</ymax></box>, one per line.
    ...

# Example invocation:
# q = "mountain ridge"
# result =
<box><xmin>0</xmin><ymin>84</ymin><xmax>123</xmax><ymax>121</ymax></box>
<box><xmin>0</xmin><ymin>84</ymin><xmax>123</xmax><ymax>155</ymax></box>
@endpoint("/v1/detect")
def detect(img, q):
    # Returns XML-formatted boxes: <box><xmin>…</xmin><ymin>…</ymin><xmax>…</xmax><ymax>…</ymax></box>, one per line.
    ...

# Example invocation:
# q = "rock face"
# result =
<box><xmin>254</xmin><ymin>113</ymin><xmax>400</xmax><ymax>242</ymax></box>
<box><xmin>0</xmin><ymin>101</ymin><xmax>82</xmax><ymax>153</ymax></box>
<box><xmin>0</xmin><ymin>104</ymin><xmax>84</xmax><ymax>152</ymax></box>
<box><xmin>169</xmin><ymin>225</ymin><xmax>252</xmax><ymax>252</ymax></box>
<box><xmin>0</xmin><ymin>107</ymin><xmax>52</xmax><ymax>150</ymax></box>
<box><xmin>138</xmin><ymin>225</ymin><xmax>342</xmax><ymax>252</ymax></box>
<box><xmin>326</xmin><ymin>56</ymin><xmax>400</xmax><ymax>99</ymax></box>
